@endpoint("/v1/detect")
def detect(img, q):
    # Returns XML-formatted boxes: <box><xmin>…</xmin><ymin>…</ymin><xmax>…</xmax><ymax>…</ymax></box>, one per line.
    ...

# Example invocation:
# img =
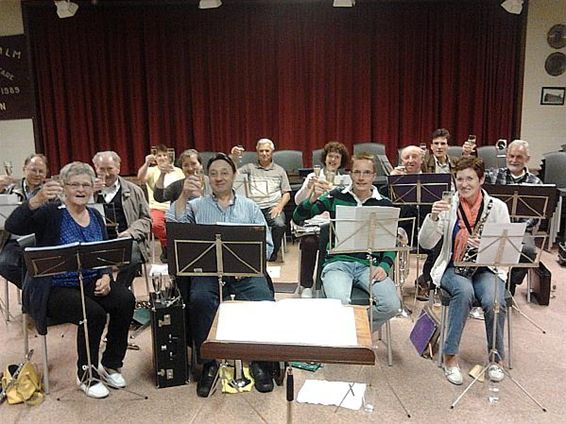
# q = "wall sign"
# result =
<box><xmin>0</xmin><ymin>35</ymin><xmax>34</xmax><ymax>120</ymax></box>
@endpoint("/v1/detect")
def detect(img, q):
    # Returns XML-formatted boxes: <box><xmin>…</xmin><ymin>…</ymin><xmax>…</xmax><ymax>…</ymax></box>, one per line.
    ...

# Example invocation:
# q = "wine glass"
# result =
<box><xmin>419</xmin><ymin>142</ymin><xmax>427</xmax><ymax>153</ymax></box>
<box><xmin>441</xmin><ymin>190</ymin><xmax>454</xmax><ymax>222</ymax></box>
<box><xmin>150</xmin><ymin>146</ymin><xmax>157</xmax><ymax>156</ymax></box>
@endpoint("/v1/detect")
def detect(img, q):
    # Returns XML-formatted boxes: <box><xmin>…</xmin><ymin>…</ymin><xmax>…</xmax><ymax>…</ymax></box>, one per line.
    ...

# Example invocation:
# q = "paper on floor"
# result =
<box><xmin>297</xmin><ymin>379</ymin><xmax>366</xmax><ymax>410</ymax></box>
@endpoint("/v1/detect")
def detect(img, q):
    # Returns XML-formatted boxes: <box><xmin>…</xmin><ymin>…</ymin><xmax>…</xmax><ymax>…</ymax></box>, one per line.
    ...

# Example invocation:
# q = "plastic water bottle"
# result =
<box><xmin>487</xmin><ymin>380</ymin><xmax>500</xmax><ymax>404</ymax></box>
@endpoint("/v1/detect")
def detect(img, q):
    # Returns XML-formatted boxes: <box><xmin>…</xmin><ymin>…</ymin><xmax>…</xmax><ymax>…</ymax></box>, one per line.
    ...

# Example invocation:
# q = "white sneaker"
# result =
<box><xmin>301</xmin><ymin>288</ymin><xmax>313</xmax><ymax>298</ymax></box>
<box><xmin>98</xmin><ymin>365</ymin><xmax>127</xmax><ymax>389</ymax></box>
<box><xmin>487</xmin><ymin>364</ymin><xmax>505</xmax><ymax>382</ymax></box>
<box><xmin>444</xmin><ymin>366</ymin><xmax>463</xmax><ymax>385</ymax></box>
<box><xmin>77</xmin><ymin>377</ymin><xmax>110</xmax><ymax>399</ymax></box>
<box><xmin>469</xmin><ymin>307</ymin><xmax>484</xmax><ymax>320</ymax></box>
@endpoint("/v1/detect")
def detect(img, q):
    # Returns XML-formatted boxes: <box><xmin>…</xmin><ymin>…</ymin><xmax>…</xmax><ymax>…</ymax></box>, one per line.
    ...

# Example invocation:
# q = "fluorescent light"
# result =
<box><xmin>333</xmin><ymin>0</ymin><xmax>355</xmax><ymax>7</ymax></box>
<box><xmin>501</xmin><ymin>0</ymin><xmax>523</xmax><ymax>15</ymax></box>
<box><xmin>199</xmin><ymin>0</ymin><xmax>222</xmax><ymax>9</ymax></box>
<box><xmin>54</xmin><ymin>0</ymin><xmax>79</xmax><ymax>19</ymax></box>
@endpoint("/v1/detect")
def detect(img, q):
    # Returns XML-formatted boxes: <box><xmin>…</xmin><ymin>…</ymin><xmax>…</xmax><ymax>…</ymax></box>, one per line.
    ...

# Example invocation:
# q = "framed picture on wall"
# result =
<box><xmin>540</xmin><ymin>87</ymin><xmax>565</xmax><ymax>106</ymax></box>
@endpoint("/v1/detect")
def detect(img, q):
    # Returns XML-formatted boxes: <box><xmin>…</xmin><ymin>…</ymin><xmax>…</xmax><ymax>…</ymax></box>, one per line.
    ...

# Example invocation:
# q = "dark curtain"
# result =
<box><xmin>25</xmin><ymin>1</ymin><xmax>525</xmax><ymax>174</ymax></box>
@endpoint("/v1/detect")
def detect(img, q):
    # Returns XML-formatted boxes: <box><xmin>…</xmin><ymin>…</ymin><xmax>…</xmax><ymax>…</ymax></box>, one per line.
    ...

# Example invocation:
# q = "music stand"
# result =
<box><xmin>484</xmin><ymin>183</ymin><xmax>557</xmax><ymax>331</ymax></box>
<box><xmin>23</xmin><ymin>237</ymin><xmax>138</xmax><ymax>399</ymax></box>
<box><xmin>388</xmin><ymin>173</ymin><xmax>452</xmax><ymax>306</ymax></box>
<box><xmin>451</xmin><ymin>223</ymin><xmax>546</xmax><ymax>411</ymax></box>
<box><xmin>328</xmin><ymin>205</ymin><xmax>412</xmax><ymax>417</ymax></box>
<box><xmin>167</xmin><ymin>221</ymin><xmax>266</xmax><ymax>393</ymax></box>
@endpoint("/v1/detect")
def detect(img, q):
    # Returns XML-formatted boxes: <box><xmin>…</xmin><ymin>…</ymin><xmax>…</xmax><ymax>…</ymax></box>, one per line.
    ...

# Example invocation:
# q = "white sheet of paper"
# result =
<box><xmin>477</xmin><ymin>222</ymin><xmax>527</xmax><ymax>266</ymax></box>
<box><xmin>333</xmin><ymin>205</ymin><xmax>399</xmax><ymax>253</ymax></box>
<box><xmin>266</xmin><ymin>265</ymin><xmax>280</xmax><ymax>278</ymax></box>
<box><xmin>215</xmin><ymin>299</ymin><xmax>358</xmax><ymax>347</ymax></box>
<box><xmin>297</xmin><ymin>380</ymin><xmax>366</xmax><ymax>410</ymax></box>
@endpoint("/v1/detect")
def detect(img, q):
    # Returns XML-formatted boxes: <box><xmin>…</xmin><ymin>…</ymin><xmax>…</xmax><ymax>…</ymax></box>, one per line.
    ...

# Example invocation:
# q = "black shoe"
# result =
<box><xmin>160</xmin><ymin>247</ymin><xmax>168</xmax><ymax>263</ymax></box>
<box><xmin>268</xmin><ymin>253</ymin><xmax>278</xmax><ymax>262</ymax></box>
<box><xmin>416</xmin><ymin>275</ymin><xmax>430</xmax><ymax>301</ymax></box>
<box><xmin>197</xmin><ymin>361</ymin><xmax>219</xmax><ymax>398</ymax></box>
<box><xmin>250</xmin><ymin>361</ymin><xmax>274</xmax><ymax>393</ymax></box>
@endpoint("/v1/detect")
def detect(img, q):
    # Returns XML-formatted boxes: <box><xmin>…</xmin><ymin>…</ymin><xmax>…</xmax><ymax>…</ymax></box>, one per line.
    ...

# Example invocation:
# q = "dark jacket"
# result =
<box><xmin>5</xmin><ymin>201</ymin><xmax>108</xmax><ymax>335</ymax></box>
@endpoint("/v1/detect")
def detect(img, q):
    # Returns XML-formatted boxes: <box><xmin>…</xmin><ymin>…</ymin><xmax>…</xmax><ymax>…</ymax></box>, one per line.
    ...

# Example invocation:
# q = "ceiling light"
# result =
<box><xmin>333</xmin><ymin>0</ymin><xmax>355</xmax><ymax>7</ymax></box>
<box><xmin>55</xmin><ymin>0</ymin><xmax>79</xmax><ymax>18</ymax></box>
<box><xmin>199</xmin><ymin>0</ymin><xmax>222</xmax><ymax>9</ymax></box>
<box><xmin>501</xmin><ymin>0</ymin><xmax>523</xmax><ymax>15</ymax></box>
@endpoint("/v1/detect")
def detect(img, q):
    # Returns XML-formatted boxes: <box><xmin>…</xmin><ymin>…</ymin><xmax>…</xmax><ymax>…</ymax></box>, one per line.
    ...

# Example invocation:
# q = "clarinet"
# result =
<box><xmin>454</xmin><ymin>199</ymin><xmax>493</xmax><ymax>278</ymax></box>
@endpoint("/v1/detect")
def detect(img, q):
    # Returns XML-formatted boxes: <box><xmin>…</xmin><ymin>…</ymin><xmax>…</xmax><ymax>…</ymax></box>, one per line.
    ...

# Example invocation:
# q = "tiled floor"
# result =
<box><xmin>1</xmin><ymin>241</ymin><xmax>565</xmax><ymax>424</ymax></box>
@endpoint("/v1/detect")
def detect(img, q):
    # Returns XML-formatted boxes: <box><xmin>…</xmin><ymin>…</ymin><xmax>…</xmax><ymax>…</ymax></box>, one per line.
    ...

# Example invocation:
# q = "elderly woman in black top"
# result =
<box><xmin>5</xmin><ymin>161</ymin><xmax>135</xmax><ymax>399</ymax></box>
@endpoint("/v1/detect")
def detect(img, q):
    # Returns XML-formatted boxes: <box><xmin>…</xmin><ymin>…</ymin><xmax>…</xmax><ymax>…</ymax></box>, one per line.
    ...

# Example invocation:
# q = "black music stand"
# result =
<box><xmin>328</xmin><ymin>206</ymin><xmax>412</xmax><ymax>417</ymax></box>
<box><xmin>23</xmin><ymin>237</ymin><xmax>140</xmax><ymax>399</ymax></box>
<box><xmin>451</xmin><ymin>224</ymin><xmax>546</xmax><ymax>411</ymax></box>
<box><xmin>484</xmin><ymin>183</ymin><xmax>557</xmax><ymax>332</ymax></box>
<box><xmin>167</xmin><ymin>222</ymin><xmax>266</xmax><ymax>394</ymax></box>
<box><xmin>387</xmin><ymin>173</ymin><xmax>452</xmax><ymax>308</ymax></box>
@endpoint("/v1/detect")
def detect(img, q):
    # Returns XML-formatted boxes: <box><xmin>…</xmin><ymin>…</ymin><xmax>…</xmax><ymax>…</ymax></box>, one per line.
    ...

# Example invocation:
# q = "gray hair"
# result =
<box><xmin>60</xmin><ymin>161</ymin><xmax>96</xmax><ymax>184</ymax></box>
<box><xmin>92</xmin><ymin>150</ymin><xmax>121</xmax><ymax>165</ymax></box>
<box><xmin>256</xmin><ymin>138</ymin><xmax>275</xmax><ymax>150</ymax></box>
<box><xmin>178</xmin><ymin>149</ymin><xmax>201</xmax><ymax>165</ymax></box>
<box><xmin>401</xmin><ymin>145</ymin><xmax>422</xmax><ymax>158</ymax></box>
<box><xmin>508</xmin><ymin>139</ymin><xmax>530</xmax><ymax>156</ymax></box>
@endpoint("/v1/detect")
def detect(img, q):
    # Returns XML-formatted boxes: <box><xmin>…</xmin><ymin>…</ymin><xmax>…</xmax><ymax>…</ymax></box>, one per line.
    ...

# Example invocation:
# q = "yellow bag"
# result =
<box><xmin>1</xmin><ymin>361</ymin><xmax>44</xmax><ymax>405</ymax></box>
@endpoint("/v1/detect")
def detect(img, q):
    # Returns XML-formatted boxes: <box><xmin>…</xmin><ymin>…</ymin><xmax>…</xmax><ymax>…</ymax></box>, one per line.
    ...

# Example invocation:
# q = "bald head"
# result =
<box><xmin>400</xmin><ymin>145</ymin><xmax>423</xmax><ymax>174</ymax></box>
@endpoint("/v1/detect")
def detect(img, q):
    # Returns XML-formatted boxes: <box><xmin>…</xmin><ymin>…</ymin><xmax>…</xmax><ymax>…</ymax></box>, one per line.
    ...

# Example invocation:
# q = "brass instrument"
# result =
<box><xmin>454</xmin><ymin>199</ymin><xmax>493</xmax><ymax>278</ymax></box>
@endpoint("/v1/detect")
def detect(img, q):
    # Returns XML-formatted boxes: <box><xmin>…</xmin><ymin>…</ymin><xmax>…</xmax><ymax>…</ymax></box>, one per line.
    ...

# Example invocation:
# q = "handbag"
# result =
<box><xmin>529</xmin><ymin>261</ymin><xmax>551</xmax><ymax>306</ymax></box>
<box><xmin>1</xmin><ymin>360</ymin><xmax>44</xmax><ymax>405</ymax></box>
<box><xmin>409</xmin><ymin>305</ymin><xmax>440</xmax><ymax>358</ymax></box>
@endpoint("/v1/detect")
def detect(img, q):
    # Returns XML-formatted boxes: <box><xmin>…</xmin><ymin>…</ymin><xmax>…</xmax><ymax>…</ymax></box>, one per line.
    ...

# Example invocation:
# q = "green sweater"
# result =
<box><xmin>292</xmin><ymin>186</ymin><xmax>396</xmax><ymax>273</ymax></box>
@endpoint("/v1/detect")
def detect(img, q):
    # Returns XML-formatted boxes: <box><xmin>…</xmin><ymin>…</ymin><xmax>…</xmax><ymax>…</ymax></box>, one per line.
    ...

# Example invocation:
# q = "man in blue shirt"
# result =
<box><xmin>167</xmin><ymin>153</ymin><xmax>275</xmax><ymax>397</ymax></box>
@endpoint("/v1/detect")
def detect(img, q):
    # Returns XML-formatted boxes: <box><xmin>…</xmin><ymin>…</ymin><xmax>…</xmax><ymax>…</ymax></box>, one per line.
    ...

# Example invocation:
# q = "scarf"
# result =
<box><xmin>453</xmin><ymin>191</ymin><xmax>484</xmax><ymax>262</ymax></box>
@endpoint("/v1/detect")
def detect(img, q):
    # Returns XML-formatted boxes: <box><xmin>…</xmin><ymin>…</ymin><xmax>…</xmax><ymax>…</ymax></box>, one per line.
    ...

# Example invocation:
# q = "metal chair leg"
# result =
<box><xmin>385</xmin><ymin>320</ymin><xmax>392</xmax><ymax>367</ymax></box>
<box><xmin>41</xmin><ymin>334</ymin><xmax>49</xmax><ymax>394</ymax></box>
<box><xmin>437</xmin><ymin>305</ymin><xmax>447</xmax><ymax>367</ymax></box>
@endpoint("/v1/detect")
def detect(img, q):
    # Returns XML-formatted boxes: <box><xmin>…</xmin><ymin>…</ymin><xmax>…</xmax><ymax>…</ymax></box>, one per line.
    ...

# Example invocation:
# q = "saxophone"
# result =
<box><xmin>454</xmin><ymin>199</ymin><xmax>493</xmax><ymax>278</ymax></box>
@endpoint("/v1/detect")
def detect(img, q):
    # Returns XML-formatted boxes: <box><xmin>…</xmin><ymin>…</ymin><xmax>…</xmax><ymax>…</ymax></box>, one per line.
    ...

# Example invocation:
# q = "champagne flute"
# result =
<box><xmin>419</xmin><ymin>142</ymin><xmax>427</xmax><ymax>154</ymax></box>
<box><xmin>194</xmin><ymin>168</ymin><xmax>205</xmax><ymax>191</ymax></box>
<box><xmin>441</xmin><ymin>190</ymin><xmax>454</xmax><ymax>221</ymax></box>
<box><xmin>325</xmin><ymin>170</ymin><xmax>336</xmax><ymax>186</ymax></box>
<box><xmin>3</xmin><ymin>161</ymin><xmax>13</xmax><ymax>176</ymax></box>
<box><xmin>313</xmin><ymin>165</ymin><xmax>322</xmax><ymax>177</ymax></box>
<box><xmin>467</xmin><ymin>135</ymin><xmax>477</xmax><ymax>150</ymax></box>
<box><xmin>150</xmin><ymin>146</ymin><xmax>157</xmax><ymax>156</ymax></box>
<box><xmin>167</xmin><ymin>148</ymin><xmax>176</xmax><ymax>166</ymax></box>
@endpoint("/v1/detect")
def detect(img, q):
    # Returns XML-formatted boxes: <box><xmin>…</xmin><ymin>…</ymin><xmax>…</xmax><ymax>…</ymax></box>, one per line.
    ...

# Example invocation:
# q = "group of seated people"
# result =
<box><xmin>0</xmin><ymin>131</ymin><xmax>544</xmax><ymax>398</ymax></box>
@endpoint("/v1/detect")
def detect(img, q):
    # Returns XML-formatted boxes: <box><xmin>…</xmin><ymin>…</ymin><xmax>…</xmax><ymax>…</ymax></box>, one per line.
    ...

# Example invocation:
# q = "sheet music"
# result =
<box><xmin>0</xmin><ymin>194</ymin><xmax>20</xmax><ymax>205</ymax></box>
<box><xmin>0</xmin><ymin>204</ymin><xmax>20</xmax><ymax>229</ymax></box>
<box><xmin>333</xmin><ymin>206</ymin><xmax>399</xmax><ymax>252</ymax></box>
<box><xmin>477</xmin><ymin>223</ymin><xmax>527</xmax><ymax>266</ymax></box>
<box><xmin>215</xmin><ymin>299</ymin><xmax>358</xmax><ymax>347</ymax></box>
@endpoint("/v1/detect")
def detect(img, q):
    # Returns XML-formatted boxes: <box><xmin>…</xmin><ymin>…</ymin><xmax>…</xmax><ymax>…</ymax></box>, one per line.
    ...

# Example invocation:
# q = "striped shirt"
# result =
<box><xmin>166</xmin><ymin>191</ymin><xmax>274</xmax><ymax>258</ymax></box>
<box><xmin>293</xmin><ymin>185</ymin><xmax>396</xmax><ymax>272</ymax></box>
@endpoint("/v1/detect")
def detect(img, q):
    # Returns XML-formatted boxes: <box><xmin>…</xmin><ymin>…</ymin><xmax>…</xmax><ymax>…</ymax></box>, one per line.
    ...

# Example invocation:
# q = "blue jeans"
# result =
<box><xmin>262</xmin><ymin>208</ymin><xmax>286</xmax><ymax>259</ymax></box>
<box><xmin>190</xmin><ymin>276</ymin><xmax>274</xmax><ymax>362</ymax></box>
<box><xmin>322</xmin><ymin>260</ymin><xmax>400</xmax><ymax>329</ymax></box>
<box><xmin>440</xmin><ymin>266</ymin><xmax>506</xmax><ymax>360</ymax></box>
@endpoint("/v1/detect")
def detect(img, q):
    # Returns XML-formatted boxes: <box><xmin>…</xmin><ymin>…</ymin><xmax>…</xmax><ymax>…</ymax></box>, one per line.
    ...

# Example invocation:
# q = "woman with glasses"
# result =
<box><xmin>5</xmin><ymin>161</ymin><xmax>135</xmax><ymax>399</ymax></box>
<box><xmin>294</xmin><ymin>141</ymin><xmax>349</xmax><ymax>298</ymax></box>
<box><xmin>419</xmin><ymin>156</ymin><xmax>509</xmax><ymax>386</ymax></box>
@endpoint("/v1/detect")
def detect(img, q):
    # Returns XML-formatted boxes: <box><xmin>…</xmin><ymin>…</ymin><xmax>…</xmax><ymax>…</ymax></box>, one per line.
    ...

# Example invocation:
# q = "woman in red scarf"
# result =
<box><xmin>419</xmin><ymin>157</ymin><xmax>510</xmax><ymax>386</ymax></box>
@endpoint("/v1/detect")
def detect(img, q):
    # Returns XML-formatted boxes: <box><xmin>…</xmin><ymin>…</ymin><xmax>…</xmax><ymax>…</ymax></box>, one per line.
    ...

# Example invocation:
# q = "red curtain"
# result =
<box><xmin>25</xmin><ymin>1</ymin><xmax>525</xmax><ymax>174</ymax></box>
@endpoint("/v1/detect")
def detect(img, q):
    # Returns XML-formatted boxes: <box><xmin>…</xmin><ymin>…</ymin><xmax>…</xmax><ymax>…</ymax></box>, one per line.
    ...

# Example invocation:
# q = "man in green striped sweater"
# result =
<box><xmin>293</xmin><ymin>153</ymin><xmax>400</xmax><ymax>330</ymax></box>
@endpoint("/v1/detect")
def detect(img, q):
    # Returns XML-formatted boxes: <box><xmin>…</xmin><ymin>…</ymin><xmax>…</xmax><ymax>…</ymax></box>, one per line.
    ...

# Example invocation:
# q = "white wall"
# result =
<box><xmin>0</xmin><ymin>0</ymin><xmax>35</xmax><ymax>178</ymax></box>
<box><xmin>520</xmin><ymin>0</ymin><xmax>566</xmax><ymax>169</ymax></box>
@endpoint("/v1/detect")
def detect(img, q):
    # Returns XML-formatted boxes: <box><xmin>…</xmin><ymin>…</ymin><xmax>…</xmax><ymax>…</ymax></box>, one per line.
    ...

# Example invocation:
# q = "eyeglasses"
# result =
<box><xmin>351</xmin><ymin>170</ymin><xmax>374</xmax><ymax>177</ymax></box>
<box><xmin>65</xmin><ymin>182</ymin><xmax>93</xmax><ymax>189</ymax></box>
